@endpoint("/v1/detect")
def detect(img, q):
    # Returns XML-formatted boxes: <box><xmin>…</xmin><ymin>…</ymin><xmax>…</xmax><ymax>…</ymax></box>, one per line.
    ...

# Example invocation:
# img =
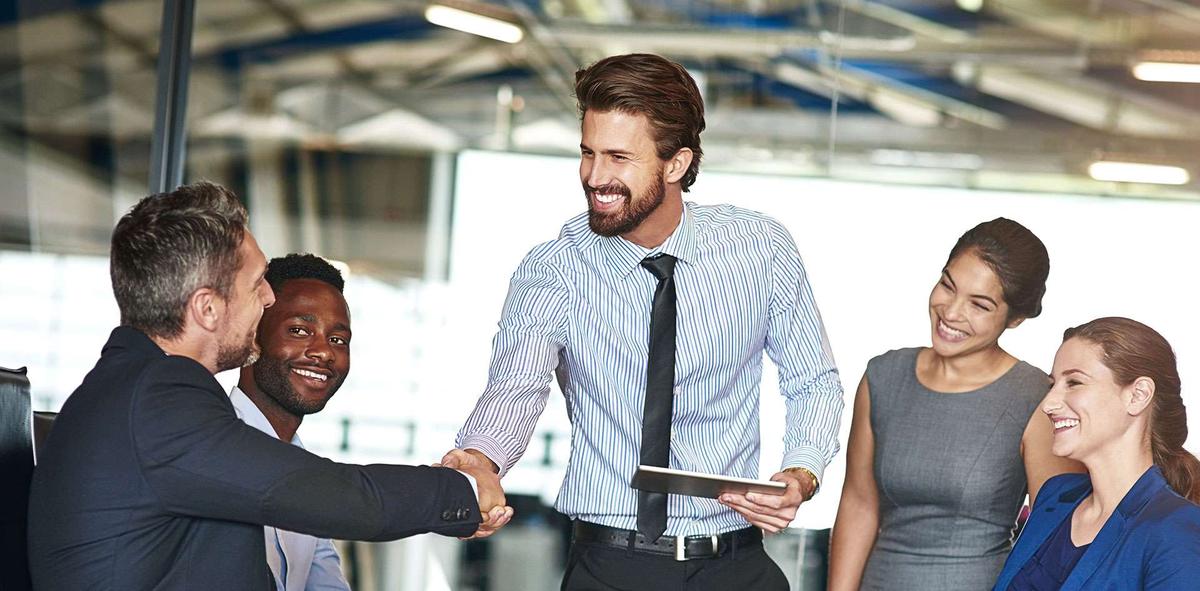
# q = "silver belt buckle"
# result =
<box><xmin>674</xmin><ymin>534</ymin><xmax>720</xmax><ymax>561</ymax></box>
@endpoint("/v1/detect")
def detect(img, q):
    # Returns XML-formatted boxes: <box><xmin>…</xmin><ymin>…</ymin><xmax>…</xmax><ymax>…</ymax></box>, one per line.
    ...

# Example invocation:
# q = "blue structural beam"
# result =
<box><xmin>0</xmin><ymin>0</ymin><xmax>111</xmax><ymax>26</ymax></box>
<box><xmin>199</xmin><ymin>16</ymin><xmax>435</xmax><ymax>71</ymax></box>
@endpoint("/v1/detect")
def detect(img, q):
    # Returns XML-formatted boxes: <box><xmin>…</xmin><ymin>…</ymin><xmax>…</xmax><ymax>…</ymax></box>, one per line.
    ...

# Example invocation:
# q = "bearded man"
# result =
<box><xmin>28</xmin><ymin>183</ymin><xmax>507</xmax><ymax>591</ymax></box>
<box><xmin>443</xmin><ymin>53</ymin><xmax>845</xmax><ymax>590</ymax></box>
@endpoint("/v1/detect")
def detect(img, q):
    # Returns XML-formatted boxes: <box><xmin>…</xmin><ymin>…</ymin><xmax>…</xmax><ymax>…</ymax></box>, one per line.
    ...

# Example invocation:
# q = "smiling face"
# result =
<box><xmin>579</xmin><ymin>109</ymin><xmax>668</xmax><ymax>237</ymax></box>
<box><xmin>215</xmin><ymin>232</ymin><xmax>275</xmax><ymax>372</ymax></box>
<box><xmin>1043</xmin><ymin>337</ymin><xmax>1143</xmax><ymax>462</ymax></box>
<box><xmin>250</xmin><ymin>278</ymin><xmax>351</xmax><ymax>417</ymax></box>
<box><xmin>927</xmin><ymin>249</ymin><xmax>1018</xmax><ymax>359</ymax></box>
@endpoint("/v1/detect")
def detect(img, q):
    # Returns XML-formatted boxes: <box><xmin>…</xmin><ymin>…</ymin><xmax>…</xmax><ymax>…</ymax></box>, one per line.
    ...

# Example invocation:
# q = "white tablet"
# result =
<box><xmin>630</xmin><ymin>465</ymin><xmax>788</xmax><ymax>498</ymax></box>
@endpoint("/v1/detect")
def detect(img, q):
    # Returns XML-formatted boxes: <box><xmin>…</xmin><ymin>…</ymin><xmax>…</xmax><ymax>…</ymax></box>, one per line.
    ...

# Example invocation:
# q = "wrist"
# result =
<box><xmin>784</xmin><ymin>467</ymin><xmax>819</xmax><ymax>501</ymax></box>
<box><xmin>464</xmin><ymin>448</ymin><xmax>500</xmax><ymax>474</ymax></box>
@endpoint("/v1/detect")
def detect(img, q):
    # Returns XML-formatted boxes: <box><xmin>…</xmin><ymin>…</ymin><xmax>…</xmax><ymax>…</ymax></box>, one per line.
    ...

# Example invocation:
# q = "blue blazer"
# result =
<box><xmin>993</xmin><ymin>466</ymin><xmax>1200</xmax><ymax>590</ymax></box>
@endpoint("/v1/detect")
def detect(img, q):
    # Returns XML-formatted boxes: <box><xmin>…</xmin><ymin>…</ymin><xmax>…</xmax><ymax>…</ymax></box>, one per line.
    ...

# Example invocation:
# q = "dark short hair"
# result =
<box><xmin>265</xmin><ymin>253</ymin><xmax>344</xmax><ymax>294</ymax></box>
<box><xmin>945</xmin><ymin>217</ymin><xmax>1049</xmax><ymax>321</ymax></box>
<box><xmin>574</xmin><ymin>53</ymin><xmax>705</xmax><ymax>191</ymax></box>
<box><xmin>110</xmin><ymin>181</ymin><xmax>247</xmax><ymax>340</ymax></box>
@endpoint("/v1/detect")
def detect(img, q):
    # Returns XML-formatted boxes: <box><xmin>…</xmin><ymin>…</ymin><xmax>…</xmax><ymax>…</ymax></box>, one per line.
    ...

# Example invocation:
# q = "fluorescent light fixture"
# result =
<box><xmin>956</xmin><ymin>0</ymin><xmax>984</xmax><ymax>13</ymax></box>
<box><xmin>424</xmin><ymin>5</ymin><xmax>523</xmax><ymax>44</ymax></box>
<box><xmin>870</xmin><ymin>149</ymin><xmax>983</xmax><ymax>170</ymax></box>
<box><xmin>1088</xmin><ymin>161</ymin><xmax>1190</xmax><ymax>185</ymax></box>
<box><xmin>1131</xmin><ymin>61</ymin><xmax>1200</xmax><ymax>84</ymax></box>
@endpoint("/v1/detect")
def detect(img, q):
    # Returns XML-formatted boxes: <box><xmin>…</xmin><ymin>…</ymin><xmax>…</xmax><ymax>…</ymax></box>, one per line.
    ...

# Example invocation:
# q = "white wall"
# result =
<box><xmin>448</xmin><ymin>149</ymin><xmax>1200</xmax><ymax>528</ymax></box>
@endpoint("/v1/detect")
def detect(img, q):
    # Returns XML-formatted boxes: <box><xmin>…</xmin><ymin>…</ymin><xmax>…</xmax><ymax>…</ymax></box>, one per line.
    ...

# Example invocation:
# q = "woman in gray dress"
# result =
<box><xmin>828</xmin><ymin>218</ymin><xmax>1081</xmax><ymax>590</ymax></box>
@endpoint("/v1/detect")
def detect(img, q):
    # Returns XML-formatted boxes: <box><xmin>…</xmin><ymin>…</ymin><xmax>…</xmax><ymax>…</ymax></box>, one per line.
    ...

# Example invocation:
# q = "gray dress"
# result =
<box><xmin>859</xmin><ymin>348</ymin><xmax>1049</xmax><ymax>590</ymax></box>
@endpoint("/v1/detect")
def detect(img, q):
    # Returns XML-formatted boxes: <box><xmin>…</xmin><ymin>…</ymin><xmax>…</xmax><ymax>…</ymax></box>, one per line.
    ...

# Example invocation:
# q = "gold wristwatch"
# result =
<box><xmin>784</xmin><ymin>467</ymin><xmax>819</xmax><ymax>501</ymax></box>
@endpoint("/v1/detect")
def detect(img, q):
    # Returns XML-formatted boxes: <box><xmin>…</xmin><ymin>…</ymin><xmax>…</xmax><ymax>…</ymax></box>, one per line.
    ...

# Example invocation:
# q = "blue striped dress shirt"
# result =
<box><xmin>457</xmin><ymin>202</ymin><xmax>844</xmax><ymax>535</ymax></box>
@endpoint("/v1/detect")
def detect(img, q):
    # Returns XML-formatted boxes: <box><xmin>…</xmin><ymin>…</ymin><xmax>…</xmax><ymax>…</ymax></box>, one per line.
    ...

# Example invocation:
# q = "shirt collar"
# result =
<box><xmin>229</xmin><ymin>385</ymin><xmax>304</xmax><ymax>448</ymax></box>
<box><xmin>595</xmin><ymin>202</ymin><xmax>698</xmax><ymax>278</ymax></box>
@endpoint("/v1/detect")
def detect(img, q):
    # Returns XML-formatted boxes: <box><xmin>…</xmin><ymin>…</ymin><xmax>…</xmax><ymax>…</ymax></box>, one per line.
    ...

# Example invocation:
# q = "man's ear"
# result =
<box><xmin>1127</xmin><ymin>376</ymin><xmax>1156</xmax><ymax>416</ymax></box>
<box><xmin>1007</xmin><ymin>316</ymin><xmax>1025</xmax><ymax>330</ymax></box>
<box><xmin>664</xmin><ymin>148</ymin><xmax>694</xmax><ymax>185</ymax></box>
<box><xmin>186</xmin><ymin>287</ymin><xmax>224</xmax><ymax>333</ymax></box>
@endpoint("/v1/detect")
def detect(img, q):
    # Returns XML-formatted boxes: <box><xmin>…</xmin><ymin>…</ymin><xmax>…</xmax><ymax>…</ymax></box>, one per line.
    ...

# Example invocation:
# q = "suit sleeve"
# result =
<box><xmin>130</xmin><ymin>356</ymin><xmax>480</xmax><ymax>541</ymax></box>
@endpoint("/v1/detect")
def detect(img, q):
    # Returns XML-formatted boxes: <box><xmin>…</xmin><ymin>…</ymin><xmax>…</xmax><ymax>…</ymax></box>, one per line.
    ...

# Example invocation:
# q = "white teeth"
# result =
<box><xmin>1054</xmin><ymin>419</ymin><xmax>1079</xmax><ymax>429</ymax></box>
<box><xmin>939</xmin><ymin>320</ymin><xmax>968</xmax><ymax>338</ymax></box>
<box><xmin>292</xmin><ymin>368</ymin><xmax>328</xmax><ymax>382</ymax></box>
<box><xmin>595</xmin><ymin>193</ymin><xmax>621</xmax><ymax>204</ymax></box>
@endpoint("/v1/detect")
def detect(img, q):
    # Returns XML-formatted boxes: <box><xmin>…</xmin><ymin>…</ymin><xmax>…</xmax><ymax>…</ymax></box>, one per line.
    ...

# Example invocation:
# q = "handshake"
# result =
<box><xmin>438</xmin><ymin>448</ymin><xmax>514</xmax><ymax>540</ymax></box>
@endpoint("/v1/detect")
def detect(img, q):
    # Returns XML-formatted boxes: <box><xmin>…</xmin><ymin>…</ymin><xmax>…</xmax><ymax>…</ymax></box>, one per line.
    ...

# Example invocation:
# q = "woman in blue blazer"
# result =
<box><xmin>993</xmin><ymin>317</ymin><xmax>1200</xmax><ymax>590</ymax></box>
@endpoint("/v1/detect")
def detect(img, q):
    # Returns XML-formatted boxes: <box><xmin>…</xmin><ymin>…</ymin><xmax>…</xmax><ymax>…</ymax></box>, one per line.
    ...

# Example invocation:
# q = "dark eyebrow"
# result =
<box><xmin>972</xmin><ymin>294</ymin><xmax>999</xmax><ymax>307</ymax></box>
<box><xmin>941</xmin><ymin>269</ymin><xmax>956</xmax><ymax>288</ymax></box>
<box><xmin>943</xmin><ymin>268</ymin><xmax>999</xmax><ymax>307</ymax></box>
<box><xmin>1062</xmin><ymin>369</ymin><xmax>1091</xmax><ymax>378</ymax></box>
<box><xmin>292</xmin><ymin>315</ymin><xmax>351</xmax><ymax>335</ymax></box>
<box><xmin>579</xmin><ymin>143</ymin><xmax>633</xmax><ymax>157</ymax></box>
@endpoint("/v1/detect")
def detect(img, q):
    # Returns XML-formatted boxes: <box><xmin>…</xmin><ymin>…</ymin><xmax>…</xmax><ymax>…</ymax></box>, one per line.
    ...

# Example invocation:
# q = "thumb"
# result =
<box><xmin>440</xmin><ymin>450</ymin><xmax>463</xmax><ymax>469</ymax></box>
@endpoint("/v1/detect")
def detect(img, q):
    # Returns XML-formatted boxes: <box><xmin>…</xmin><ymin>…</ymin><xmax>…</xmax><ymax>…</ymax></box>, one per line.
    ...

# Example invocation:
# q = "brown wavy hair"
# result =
<box><xmin>1064</xmin><ymin>317</ymin><xmax>1200</xmax><ymax>503</ymax></box>
<box><xmin>574</xmin><ymin>53</ymin><xmax>705</xmax><ymax>192</ymax></box>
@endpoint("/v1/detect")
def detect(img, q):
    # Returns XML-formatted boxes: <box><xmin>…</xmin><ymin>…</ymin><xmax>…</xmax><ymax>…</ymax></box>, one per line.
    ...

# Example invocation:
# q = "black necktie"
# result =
<box><xmin>637</xmin><ymin>254</ymin><xmax>677</xmax><ymax>541</ymax></box>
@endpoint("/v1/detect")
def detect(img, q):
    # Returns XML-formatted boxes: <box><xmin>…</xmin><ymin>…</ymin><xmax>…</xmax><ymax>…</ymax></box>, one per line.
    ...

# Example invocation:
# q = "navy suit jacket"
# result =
<box><xmin>993</xmin><ymin>466</ymin><xmax>1200</xmax><ymax>590</ymax></box>
<box><xmin>28</xmin><ymin>327</ymin><xmax>481</xmax><ymax>590</ymax></box>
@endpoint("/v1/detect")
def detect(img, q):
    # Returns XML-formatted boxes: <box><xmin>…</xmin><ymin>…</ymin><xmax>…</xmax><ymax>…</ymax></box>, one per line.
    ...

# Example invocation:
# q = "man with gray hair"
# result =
<box><xmin>28</xmin><ymin>182</ymin><xmax>511</xmax><ymax>591</ymax></box>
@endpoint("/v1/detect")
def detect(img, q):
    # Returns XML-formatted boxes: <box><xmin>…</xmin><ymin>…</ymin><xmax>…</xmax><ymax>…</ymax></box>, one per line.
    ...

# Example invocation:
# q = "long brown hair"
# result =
<box><xmin>1064</xmin><ymin>317</ymin><xmax>1200</xmax><ymax>503</ymax></box>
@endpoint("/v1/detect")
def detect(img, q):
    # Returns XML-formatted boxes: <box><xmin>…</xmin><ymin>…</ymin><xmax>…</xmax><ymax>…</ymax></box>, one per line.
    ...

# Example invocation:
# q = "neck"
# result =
<box><xmin>924</xmin><ymin>344</ymin><xmax>1013</xmax><ymax>385</ymax></box>
<box><xmin>237</xmin><ymin>368</ymin><xmax>303</xmax><ymax>441</ymax></box>
<box><xmin>1081</xmin><ymin>440</ymin><xmax>1154</xmax><ymax>516</ymax></box>
<box><xmin>152</xmin><ymin>332</ymin><xmax>219</xmax><ymax>374</ymax></box>
<box><xmin>620</xmin><ymin>191</ymin><xmax>684</xmax><ymax>249</ymax></box>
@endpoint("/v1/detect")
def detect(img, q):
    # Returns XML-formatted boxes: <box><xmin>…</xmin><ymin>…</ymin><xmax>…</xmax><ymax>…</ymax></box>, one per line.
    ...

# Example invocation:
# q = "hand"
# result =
<box><xmin>718</xmin><ymin>470</ymin><xmax>814</xmax><ymax>534</ymax></box>
<box><xmin>440</xmin><ymin>448</ymin><xmax>513</xmax><ymax>540</ymax></box>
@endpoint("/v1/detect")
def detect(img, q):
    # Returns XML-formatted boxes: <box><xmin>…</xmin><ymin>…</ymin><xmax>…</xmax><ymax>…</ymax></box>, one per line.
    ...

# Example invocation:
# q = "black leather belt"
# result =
<box><xmin>571</xmin><ymin>520</ymin><xmax>761</xmax><ymax>561</ymax></box>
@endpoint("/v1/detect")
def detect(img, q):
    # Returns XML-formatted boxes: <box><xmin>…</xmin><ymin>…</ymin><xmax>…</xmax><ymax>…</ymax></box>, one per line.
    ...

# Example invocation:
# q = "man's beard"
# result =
<box><xmin>586</xmin><ymin>167</ymin><xmax>666</xmax><ymax>237</ymax></box>
<box><xmin>252</xmin><ymin>353</ymin><xmax>344</xmax><ymax>417</ymax></box>
<box><xmin>215</xmin><ymin>326</ymin><xmax>259</xmax><ymax>372</ymax></box>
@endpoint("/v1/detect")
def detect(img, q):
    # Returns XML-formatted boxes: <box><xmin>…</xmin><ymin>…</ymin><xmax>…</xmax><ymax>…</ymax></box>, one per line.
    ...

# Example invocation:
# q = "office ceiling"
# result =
<box><xmin>2</xmin><ymin>0</ymin><xmax>1198</xmax><ymax>196</ymax></box>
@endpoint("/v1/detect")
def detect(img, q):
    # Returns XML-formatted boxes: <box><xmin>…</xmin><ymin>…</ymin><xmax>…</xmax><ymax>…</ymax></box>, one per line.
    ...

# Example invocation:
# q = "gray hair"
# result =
<box><xmin>110</xmin><ymin>181</ymin><xmax>248</xmax><ymax>339</ymax></box>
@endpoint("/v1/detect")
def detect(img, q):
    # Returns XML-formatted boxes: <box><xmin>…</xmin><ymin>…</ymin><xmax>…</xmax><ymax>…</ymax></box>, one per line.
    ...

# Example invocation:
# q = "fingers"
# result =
<box><xmin>440</xmin><ymin>449</ymin><xmax>469</xmax><ymax>469</ymax></box>
<box><xmin>719</xmin><ymin>488</ymin><xmax>801</xmax><ymax>534</ymax></box>
<box><xmin>460</xmin><ymin>506</ymin><xmax>514</xmax><ymax>540</ymax></box>
<box><xmin>724</xmin><ymin>502</ymin><xmax>791</xmax><ymax>533</ymax></box>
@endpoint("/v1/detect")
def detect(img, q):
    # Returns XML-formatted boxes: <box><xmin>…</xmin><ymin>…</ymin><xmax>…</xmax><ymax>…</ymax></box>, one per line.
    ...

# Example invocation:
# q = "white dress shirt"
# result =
<box><xmin>457</xmin><ymin>203</ymin><xmax>843</xmax><ymax>535</ymax></box>
<box><xmin>229</xmin><ymin>387</ymin><xmax>352</xmax><ymax>591</ymax></box>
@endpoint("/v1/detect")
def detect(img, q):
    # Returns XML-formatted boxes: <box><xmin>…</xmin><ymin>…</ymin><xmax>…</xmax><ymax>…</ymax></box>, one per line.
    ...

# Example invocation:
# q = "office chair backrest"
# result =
<box><xmin>0</xmin><ymin>365</ymin><xmax>33</xmax><ymax>590</ymax></box>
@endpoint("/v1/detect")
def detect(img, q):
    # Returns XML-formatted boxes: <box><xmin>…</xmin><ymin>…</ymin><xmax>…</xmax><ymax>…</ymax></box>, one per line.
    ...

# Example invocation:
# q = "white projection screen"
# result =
<box><xmin>448</xmin><ymin>149</ymin><xmax>1200</xmax><ymax>528</ymax></box>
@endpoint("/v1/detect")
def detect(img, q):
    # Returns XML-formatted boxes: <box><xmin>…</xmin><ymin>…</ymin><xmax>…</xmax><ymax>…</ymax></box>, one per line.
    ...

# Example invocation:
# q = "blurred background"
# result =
<box><xmin>2</xmin><ymin>0</ymin><xmax>1199</xmax><ymax>589</ymax></box>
